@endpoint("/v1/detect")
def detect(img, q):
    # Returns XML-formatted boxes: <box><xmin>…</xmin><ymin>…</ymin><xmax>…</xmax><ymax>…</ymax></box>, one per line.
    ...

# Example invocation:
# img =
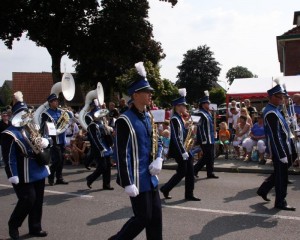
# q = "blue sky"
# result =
<box><xmin>0</xmin><ymin>0</ymin><xmax>299</xmax><ymax>88</ymax></box>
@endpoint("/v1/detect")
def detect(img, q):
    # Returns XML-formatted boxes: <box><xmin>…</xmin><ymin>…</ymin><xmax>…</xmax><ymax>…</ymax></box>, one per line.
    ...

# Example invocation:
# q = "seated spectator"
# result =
<box><xmin>70</xmin><ymin>135</ymin><xmax>89</xmax><ymax>166</ymax></box>
<box><xmin>244</xmin><ymin>98</ymin><xmax>257</xmax><ymax>119</ymax></box>
<box><xmin>233</xmin><ymin>115</ymin><xmax>251</xmax><ymax>159</ymax></box>
<box><xmin>239</xmin><ymin>107</ymin><xmax>253</xmax><ymax>127</ymax></box>
<box><xmin>216</xmin><ymin>122</ymin><xmax>231</xmax><ymax>159</ymax></box>
<box><xmin>242</xmin><ymin>113</ymin><xmax>266</xmax><ymax>164</ymax></box>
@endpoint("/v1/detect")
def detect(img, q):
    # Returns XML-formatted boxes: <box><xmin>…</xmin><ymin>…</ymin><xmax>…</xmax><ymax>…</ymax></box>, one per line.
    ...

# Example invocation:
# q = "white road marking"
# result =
<box><xmin>163</xmin><ymin>205</ymin><xmax>300</xmax><ymax>221</ymax></box>
<box><xmin>1</xmin><ymin>184</ymin><xmax>298</xmax><ymax>220</ymax></box>
<box><xmin>0</xmin><ymin>184</ymin><xmax>93</xmax><ymax>199</ymax></box>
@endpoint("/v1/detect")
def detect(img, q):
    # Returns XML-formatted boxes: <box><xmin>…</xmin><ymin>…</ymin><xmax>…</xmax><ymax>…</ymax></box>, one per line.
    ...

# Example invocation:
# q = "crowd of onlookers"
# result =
<box><xmin>1</xmin><ymin>94</ymin><xmax>300</xmax><ymax>168</ymax></box>
<box><xmin>216</xmin><ymin>94</ymin><xmax>300</xmax><ymax>166</ymax></box>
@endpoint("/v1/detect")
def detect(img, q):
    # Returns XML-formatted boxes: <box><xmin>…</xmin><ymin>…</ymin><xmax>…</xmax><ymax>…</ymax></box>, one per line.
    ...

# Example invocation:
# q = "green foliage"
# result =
<box><xmin>0</xmin><ymin>0</ymin><xmax>99</xmax><ymax>83</ymax></box>
<box><xmin>0</xmin><ymin>83</ymin><xmax>12</xmax><ymax>106</ymax></box>
<box><xmin>175</xmin><ymin>45</ymin><xmax>221</xmax><ymax>104</ymax></box>
<box><xmin>209</xmin><ymin>87</ymin><xmax>226</xmax><ymax>106</ymax></box>
<box><xmin>70</xmin><ymin>0</ymin><xmax>165</xmax><ymax>100</ymax></box>
<box><xmin>116</xmin><ymin>61</ymin><xmax>177</xmax><ymax>107</ymax></box>
<box><xmin>226</xmin><ymin>66</ymin><xmax>255</xmax><ymax>85</ymax></box>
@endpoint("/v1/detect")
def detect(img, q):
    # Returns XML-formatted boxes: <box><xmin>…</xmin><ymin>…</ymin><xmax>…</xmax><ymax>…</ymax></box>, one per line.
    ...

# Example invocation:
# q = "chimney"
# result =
<box><xmin>293</xmin><ymin>11</ymin><xmax>300</xmax><ymax>26</ymax></box>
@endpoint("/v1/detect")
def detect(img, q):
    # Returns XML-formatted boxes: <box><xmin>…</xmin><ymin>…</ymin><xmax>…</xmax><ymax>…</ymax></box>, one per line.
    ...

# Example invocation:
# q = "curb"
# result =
<box><xmin>163</xmin><ymin>161</ymin><xmax>300</xmax><ymax>175</ymax></box>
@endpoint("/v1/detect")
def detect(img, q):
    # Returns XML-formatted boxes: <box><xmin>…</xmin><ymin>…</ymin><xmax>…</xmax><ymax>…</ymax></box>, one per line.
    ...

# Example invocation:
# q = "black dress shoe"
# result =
<box><xmin>55</xmin><ymin>179</ymin><xmax>68</xmax><ymax>185</ymax></box>
<box><xmin>185</xmin><ymin>196</ymin><xmax>201</xmax><ymax>201</ymax></box>
<box><xmin>160</xmin><ymin>188</ymin><xmax>172</xmax><ymax>199</ymax></box>
<box><xmin>275</xmin><ymin>205</ymin><xmax>296</xmax><ymax>211</ymax></box>
<box><xmin>29</xmin><ymin>230</ymin><xmax>48</xmax><ymax>237</ymax></box>
<box><xmin>84</xmin><ymin>164</ymin><xmax>91</xmax><ymax>170</ymax></box>
<box><xmin>207</xmin><ymin>174</ymin><xmax>219</xmax><ymax>179</ymax></box>
<box><xmin>48</xmin><ymin>178</ymin><xmax>54</xmax><ymax>186</ymax></box>
<box><xmin>87</xmin><ymin>181</ymin><xmax>92</xmax><ymax>189</ymax></box>
<box><xmin>256</xmin><ymin>190</ymin><xmax>271</xmax><ymax>202</ymax></box>
<box><xmin>9</xmin><ymin>225</ymin><xmax>19</xmax><ymax>240</ymax></box>
<box><xmin>103</xmin><ymin>186</ymin><xmax>114</xmax><ymax>190</ymax></box>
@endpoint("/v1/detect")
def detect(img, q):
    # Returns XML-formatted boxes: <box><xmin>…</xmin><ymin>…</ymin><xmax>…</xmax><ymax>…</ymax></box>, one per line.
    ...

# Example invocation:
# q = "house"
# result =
<box><xmin>277</xmin><ymin>11</ymin><xmax>300</xmax><ymax>76</ymax></box>
<box><xmin>11</xmin><ymin>72</ymin><xmax>84</xmax><ymax>109</ymax></box>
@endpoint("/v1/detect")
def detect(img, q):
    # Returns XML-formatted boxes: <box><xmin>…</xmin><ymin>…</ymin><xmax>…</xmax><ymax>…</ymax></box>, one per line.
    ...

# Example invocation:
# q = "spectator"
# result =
<box><xmin>118</xmin><ymin>98</ymin><xmax>129</xmax><ymax>114</ymax></box>
<box><xmin>293</xmin><ymin>93</ymin><xmax>300</xmax><ymax>116</ymax></box>
<box><xmin>70</xmin><ymin>135</ymin><xmax>88</xmax><ymax>166</ymax></box>
<box><xmin>0</xmin><ymin>111</ymin><xmax>12</xmax><ymax>166</ymax></box>
<box><xmin>161</xmin><ymin>129</ymin><xmax>170</xmax><ymax>161</ymax></box>
<box><xmin>242</xmin><ymin>113</ymin><xmax>266</xmax><ymax>164</ymax></box>
<box><xmin>227</xmin><ymin>100</ymin><xmax>240</xmax><ymax>130</ymax></box>
<box><xmin>216</xmin><ymin>122</ymin><xmax>231</xmax><ymax>159</ymax></box>
<box><xmin>244</xmin><ymin>99</ymin><xmax>257</xmax><ymax>119</ymax></box>
<box><xmin>233</xmin><ymin>115</ymin><xmax>251</xmax><ymax>159</ymax></box>
<box><xmin>230</xmin><ymin>107</ymin><xmax>240</xmax><ymax>131</ymax></box>
<box><xmin>239</xmin><ymin>107</ymin><xmax>253</xmax><ymax>127</ymax></box>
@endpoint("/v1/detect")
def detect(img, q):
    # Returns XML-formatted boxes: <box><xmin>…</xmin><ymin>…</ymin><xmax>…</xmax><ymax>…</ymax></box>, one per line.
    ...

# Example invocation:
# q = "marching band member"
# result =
<box><xmin>109</xmin><ymin>62</ymin><xmax>163</xmax><ymax>240</ymax></box>
<box><xmin>160</xmin><ymin>89</ymin><xmax>200</xmax><ymax>201</ymax></box>
<box><xmin>194</xmin><ymin>91</ymin><xmax>219</xmax><ymax>179</ymax></box>
<box><xmin>256</xmin><ymin>82</ymin><xmax>296</xmax><ymax>211</ymax></box>
<box><xmin>40</xmin><ymin>93</ymin><xmax>69</xmax><ymax>186</ymax></box>
<box><xmin>86</xmin><ymin>102</ymin><xmax>114</xmax><ymax>190</ymax></box>
<box><xmin>2</xmin><ymin>92</ymin><xmax>50</xmax><ymax>239</ymax></box>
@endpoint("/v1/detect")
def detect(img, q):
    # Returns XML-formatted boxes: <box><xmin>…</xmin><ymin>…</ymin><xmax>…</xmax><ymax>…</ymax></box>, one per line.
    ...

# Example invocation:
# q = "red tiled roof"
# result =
<box><xmin>12</xmin><ymin>72</ymin><xmax>53</xmax><ymax>106</ymax></box>
<box><xmin>12</xmin><ymin>72</ymin><xmax>84</xmax><ymax>107</ymax></box>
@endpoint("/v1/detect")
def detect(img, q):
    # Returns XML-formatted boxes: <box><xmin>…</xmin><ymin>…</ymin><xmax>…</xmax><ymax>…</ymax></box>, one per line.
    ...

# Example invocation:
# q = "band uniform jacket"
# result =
<box><xmin>168</xmin><ymin>112</ymin><xmax>187</xmax><ymax>160</ymax></box>
<box><xmin>87</xmin><ymin>121</ymin><xmax>113</xmax><ymax>158</ymax></box>
<box><xmin>114</xmin><ymin>106</ymin><xmax>163</xmax><ymax>193</ymax></box>
<box><xmin>2</xmin><ymin>126</ymin><xmax>50</xmax><ymax>183</ymax></box>
<box><xmin>263</xmin><ymin>103</ymin><xmax>292</xmax><ymax>162</ymax></box>
<box><xmin>40</xmin><ymin>108</ymin><xmax>66</xmax><ymax>145</ymax></box>
<box><xmin>196</xmin><ymin>109</ymin><xmax>215</xmax><ymax>145</ymax></box>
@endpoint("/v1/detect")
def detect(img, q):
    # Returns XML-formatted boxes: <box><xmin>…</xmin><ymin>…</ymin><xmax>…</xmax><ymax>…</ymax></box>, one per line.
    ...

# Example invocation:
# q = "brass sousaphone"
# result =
<box><xmin>33</xmin><ymin>73</ymin><xmax>76</xmax><ymax>130</ymax></box>
<box><xmin>78</xmin><ymin>82</ymin><xmax>104</xmax><ymax>131</ymax></box>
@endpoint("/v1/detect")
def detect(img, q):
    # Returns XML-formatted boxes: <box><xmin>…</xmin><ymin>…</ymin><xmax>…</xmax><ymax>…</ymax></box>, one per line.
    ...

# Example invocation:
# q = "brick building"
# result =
<box><xmin>277</xmin><ymin>11</ymin><xmax>300</xmax><ymax>76</ymax></box>
<box><xmin>11</xmin><ymin>72</ymin><xmax>84</xmax><ymax>109</ymax></box>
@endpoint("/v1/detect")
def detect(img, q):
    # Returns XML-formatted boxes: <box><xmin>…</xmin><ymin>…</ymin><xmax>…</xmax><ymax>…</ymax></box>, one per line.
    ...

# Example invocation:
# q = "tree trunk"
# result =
<box><xmin>50</xmin><ymin>51</ymin><xmax>63</xmax><ymax>84</ymax></box>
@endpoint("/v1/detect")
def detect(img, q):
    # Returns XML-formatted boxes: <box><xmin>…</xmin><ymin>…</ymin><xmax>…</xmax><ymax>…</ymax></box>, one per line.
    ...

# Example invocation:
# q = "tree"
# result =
<box><xmin>226</xmin><ymin>66</ymin><xmax>256</xmax><ymax>85</ymax></box>
<box><xmin>71</xmin><ymin>0</ymin><xmax>165</xmax><ymax>100</ymax></box>
<box><xmin>209</xmin><ymin>87</ymin><xmax>226</xmax><ymax>106</ymax></box>
<box><xmin>176</xmin><ymin>45</ymin><xmax>221</xmax><ymax>104</ymax></box>
<box><xmin>0</xmin><ymin>0</ymin><xmax>99</xmax><ymax>83</ymax></box>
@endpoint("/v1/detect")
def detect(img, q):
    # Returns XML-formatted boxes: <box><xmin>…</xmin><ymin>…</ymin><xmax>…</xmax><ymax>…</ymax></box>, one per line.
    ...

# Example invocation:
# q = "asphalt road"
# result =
<box><xmin>1</xmin><ymin>166</ymin><xmax>300</xmax><ymax>240</ymax></box>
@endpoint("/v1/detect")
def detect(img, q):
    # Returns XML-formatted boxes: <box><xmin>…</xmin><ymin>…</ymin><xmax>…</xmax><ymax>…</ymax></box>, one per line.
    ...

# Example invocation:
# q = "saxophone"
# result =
<box><xmin>150</xmin><ymin>111</ymin><xmax>158</xmax><ymax>160</ymax></box>
<box><xmin>184</xmin><ymin>117</ymin><xmax>195</xmax><ymax>152</ymax></box>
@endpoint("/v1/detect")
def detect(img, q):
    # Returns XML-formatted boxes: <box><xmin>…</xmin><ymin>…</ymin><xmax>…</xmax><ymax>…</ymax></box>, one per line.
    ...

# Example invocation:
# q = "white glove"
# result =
<box><xmin>280</xmin><ymin>157</ymin><xmax>288</xmax><ymax>164</ymax></box>
<box><xmin>149</xmin><ymin>157</ymin><xmax>163</xmax><ymax>176</ymax></box>
<box><xmin>8</xmin><ymin>176</ymin><xmax>19</xmax><ymax>185</ymax></box>
<box><xmin>125</xmin><ymin>184</ymin><xmax>139</xmax><ymax>197</ymax></box>
<box><xmin>40</xmin><ymin>138</ymin><xmax>49</xmax><ymax>148</ymax></box>
<box><xmin>182</xmin><ymin>152</ymin><xmax>189</xmax><ymax>160</ymax></box>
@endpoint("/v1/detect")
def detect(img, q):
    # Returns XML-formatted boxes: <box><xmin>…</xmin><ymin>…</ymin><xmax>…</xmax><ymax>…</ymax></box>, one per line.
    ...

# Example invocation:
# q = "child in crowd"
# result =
<box><xmin>161</xmin><ymin>129</ymin><xmax>170</xmax><ymax>161</ymax></box>
<box><xmin>216</xmin><ymin>122</ymin><xmax>231</xmax><ymax>159</ymax></box>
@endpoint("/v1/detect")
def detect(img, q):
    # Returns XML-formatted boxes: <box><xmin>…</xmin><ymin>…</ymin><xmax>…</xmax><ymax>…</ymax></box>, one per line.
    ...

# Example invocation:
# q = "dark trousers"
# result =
<box><xmin>160</xmin><ymin>155</ymin><xmax>194</xmax><ymax>197</ymax></box>
<box><xmin>86</xmin><ymin>155</ymin><xmax>111</xmax><ymax>188</ymax></box>
<box><xmin>257</xmin><ymin>159</ymin><xmax>288</xmax><ymax>207</ymax></box>
<box><xmin>9</xmin><ymin>179</ymin><xmax>45</xmax><ymax>232</ymax></box>
<box><xmin>194</xmin><ymin>144</ymin><xmax>215</xmax><ymax>176</ymax></box>
<box><xmin>112</xmin><ymin>189</ymin><xmax>162</xmax><ymax>240</ymax></box>
<box><xmin>49</xmin><ymin>144</ymin><xmax>64</xmax><ymax>181</ymax></box>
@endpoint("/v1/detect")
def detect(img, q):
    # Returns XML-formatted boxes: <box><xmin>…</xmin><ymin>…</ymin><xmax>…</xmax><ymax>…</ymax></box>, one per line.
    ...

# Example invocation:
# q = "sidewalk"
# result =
<box><xmin>163</xmin><ymin>155</ymin><xmax>300</xmax><ymax>175</ymax></box>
